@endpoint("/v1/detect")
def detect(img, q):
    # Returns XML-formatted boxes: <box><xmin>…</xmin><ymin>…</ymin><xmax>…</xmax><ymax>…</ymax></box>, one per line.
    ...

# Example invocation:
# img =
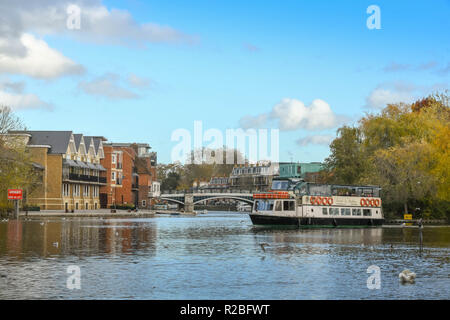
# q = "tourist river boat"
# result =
<box><xmin>250</xmin><ymin>178</ymin><xmax>384</xmax><ymax>227</ymax></box>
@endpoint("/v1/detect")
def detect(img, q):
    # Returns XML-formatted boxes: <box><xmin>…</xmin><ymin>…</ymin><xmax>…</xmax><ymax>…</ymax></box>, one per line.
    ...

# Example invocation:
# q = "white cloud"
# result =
<box><xmin>0</xmin><ymin>33</ymin><xmax>84</xmax><ymax>79</ymax></box>
<box><xmin>75</xmin><ymin>6</ymin><xmax>197</xmax><ymax>46</ymax></box>
<box><xmin>272</xmin><ymin>99</ymin><xmax>342</xmax><ymax>131</ymax></box>
<box><xmin>239</xmin><ymin>113</ymin><xmax>269</xmax><ymax>129</ymax></box>
<box><xmin>240</xmin><ymin>98</ymin><xmax>346</xmax><ymax>131</ymax></box>
<box><xmin>0</xmin><ymin>79</ymin><xmax>25</xmax><ymax>94</ymax></box>
<box><xmin>127</xmin><ymin>73</ymin><xmax>152</xmax><ymax>88</ymax></box>
<box><xmin>0</xmin><ymin>1</ymin><xmax>196</xmax><ymax>49</ymax></box>
<box><xmin>78</xmin><ymin>73</ymin><xmax>139</xmax><ymax>100</ymax></box>
<box><xmin>382</xmin><ymin>60</ymin><xmax>448</xmax><ymax>75</ymax></box>
<box><xmin>243</xmin><ymin>43</ymin><xmax>261</xmax><ymax>52</ymax></box>
<box><xmin>296</xmin><ymin>135</ymin><xmax>334</xmax><ymax>146</ymax></box>
<box><xmin>364</xmin><ymin>81</ymin><xmax>449</xmax><ymax>109</ymax></box>
<box><xmin>0</xmin><ymin>78</ymin><xmax>52</xmax><ymax>110</ymax></box>
<box><xmin>365</xmin><ymin>87</ymin><xmax>415</xmax><ymax>109</ymax></box>
<box><xmin>0</xmin><ymin>90</ymin><xmax>52</xmax><ymax>110</ymax></box>
<box><xmin>0</xmin><ymin>1</ymin><xmax>195</xmax><ymax>80</ymax></box>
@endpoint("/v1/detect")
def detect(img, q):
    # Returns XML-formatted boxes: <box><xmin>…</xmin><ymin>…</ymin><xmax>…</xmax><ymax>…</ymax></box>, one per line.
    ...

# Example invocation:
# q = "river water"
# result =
<box><xmin>0</xmin><ymin>212</ymin><xmax>448</xmax><ymax>300</ymax></box>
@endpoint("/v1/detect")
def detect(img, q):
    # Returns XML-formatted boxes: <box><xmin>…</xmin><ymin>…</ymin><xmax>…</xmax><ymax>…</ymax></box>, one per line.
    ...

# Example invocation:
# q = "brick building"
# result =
<box><xmin>100</xmin><ymin>144</ymin><xmax>137</xmax><ymax>208</ymax></box>
<box><xmin>100</xmin><ymin>142</ymin><xmax>158</xmax><ymax>209</ymax></box>
<box><xmin>7</xmin><ymin>131</ymin><xmax>107</xmax><ymax>211</ymax></box>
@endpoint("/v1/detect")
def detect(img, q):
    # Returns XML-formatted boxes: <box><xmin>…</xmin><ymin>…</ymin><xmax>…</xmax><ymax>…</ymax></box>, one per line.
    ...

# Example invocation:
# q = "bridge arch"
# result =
<box><xmin>159</xmin><ymin>197</ymin><xmax>184</xmax><ymax>206</ymax></box>
<box><xmin>193</xmin><ymin>196</ymin><xmax>254</xmax><ymax>205</ymax></box>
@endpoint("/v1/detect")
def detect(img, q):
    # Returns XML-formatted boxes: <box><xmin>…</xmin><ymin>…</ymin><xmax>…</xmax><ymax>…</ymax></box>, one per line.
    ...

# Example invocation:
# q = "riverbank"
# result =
<box><xmin>15</xmin><ymin>209</ymin><xmax>156</xmax><ymax>218</ymax></box>
<box><xmin>384</xmin><ymin>219</ymin><xmax>448</xmax><ymax>225</ymax></box>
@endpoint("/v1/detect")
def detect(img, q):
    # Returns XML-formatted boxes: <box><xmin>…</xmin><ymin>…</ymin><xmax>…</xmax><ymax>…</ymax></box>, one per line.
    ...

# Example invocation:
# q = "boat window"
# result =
<box><xmin>272</xmin><ymin>181</ymin><xmax>288</xmax><ymax>190</ymax></box>
<box><xmin>352</xmin><ymin>208</ymin><xmax>362</xmax><ymax>216</ymax></box>
<box><xmin>275</xmin><ymin>201</ymin><xmax>282</xmax><ymax>211</ymax></box>
<box><xmin>330</xmin><ymin>208</ymin><xmax>339</xmax><ymax>215</ymax></box>
<box><xmin>283</xmin><ymin>200</ymin><xmax>295</xmax><ymax>211</ymax></box>
<box><xmin>256</xmin><ymin>200</ymin><xmax>274</xmax><ymax>211</ymax></box>
<box><xmin>322</xmin><ymin>208</ymin><xmax>328</xmax><ymax>215</ymax></box>
<box><xmin>363</xmin><ymin>209</ymin><xmax>372</xmax><ymax>216</ymax></box>
<box><xmin>289</xmin><ymin>201</ymin><xmax>295</xmax><ymax>211</ymax></box>
<box><xmin>341</xmin><ymin>208</ymin><xmax>351</xmax><ymax>216</ymax></box>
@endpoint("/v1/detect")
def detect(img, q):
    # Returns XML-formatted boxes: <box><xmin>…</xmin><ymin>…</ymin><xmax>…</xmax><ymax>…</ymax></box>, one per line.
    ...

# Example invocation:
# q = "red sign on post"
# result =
<box><xmin>8</xmin><ymin>189</ymin><xmax>23</xmax><ymax>200</ymax></box>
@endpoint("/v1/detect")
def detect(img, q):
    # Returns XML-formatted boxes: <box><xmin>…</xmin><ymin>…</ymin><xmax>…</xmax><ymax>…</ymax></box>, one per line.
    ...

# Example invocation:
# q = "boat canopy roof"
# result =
<box><xmin>271</xmin><ymin>178</ymin><xmax>381</xmax><ymax>197</ymax></box>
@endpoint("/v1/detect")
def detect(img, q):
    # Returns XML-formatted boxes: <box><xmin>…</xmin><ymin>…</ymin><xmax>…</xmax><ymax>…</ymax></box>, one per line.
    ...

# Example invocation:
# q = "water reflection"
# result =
<box><xmin>0</xmin><ymin>218</ymin><xmax>158</xmax><ymax>258</ymax></box>
<box><xmin>0</xmin><ymin>213</ymin><xmax>448</xmax><ymax>300</ymax></box>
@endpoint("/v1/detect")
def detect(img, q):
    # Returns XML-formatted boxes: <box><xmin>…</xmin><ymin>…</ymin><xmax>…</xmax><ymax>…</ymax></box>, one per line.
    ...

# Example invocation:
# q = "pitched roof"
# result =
<box><xmin>73</xmin><ymin>134</ymin><xmax>83</xmax><ymax>150</ymax></box>
<box><xmin>83</xmin><ymin>136</ymin><xmax>93</xmax><ymax>152</ymax></box>
<box><xmin>10</xmin><ymin>131</ymin><xmax>73</xmax><ymax>154</ymax></box>
<box><xmin>84</xmin><ymin>136</ymin><xmax>104</xmax><ymax>154</ymax></box>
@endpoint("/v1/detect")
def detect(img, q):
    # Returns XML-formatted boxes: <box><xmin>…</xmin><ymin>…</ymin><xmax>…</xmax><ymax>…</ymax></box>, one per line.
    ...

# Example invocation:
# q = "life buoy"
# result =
<box><xmin>375</xmin><ymin>199</ymin><xmax>380</xmax><ymax>207</ymax></box>
<box><xmin>310</xmin><ymin>196</ymin><xmax>315</xmax><ymax>204</ymax></box>
<box><xmin>369</xmin><ymin>199</ymin><xmax>375</xmax><ymax>207</ymax></box>
<box><xmin>360</xmin><ymin>199</ymin><xmax>367</xmax><ymax>206</ymax></box>
<box><xmin>316</xmin><ymin>197</ymin><xmax>322</xmax><ymax>205</ymax></box>
<box><xmin>327</xmin><ymin>197</ymin><xmax>333</xmax><ymax>205</ymax></box>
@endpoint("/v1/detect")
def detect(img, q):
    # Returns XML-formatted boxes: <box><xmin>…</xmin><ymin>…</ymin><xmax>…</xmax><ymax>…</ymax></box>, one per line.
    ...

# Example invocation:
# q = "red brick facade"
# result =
<box><xmin>100</xmin><ymin>143</ymin><xmax>157</xmax><ymax>209</ymax></box>
<box><xmin>100</xmin><ymin>145</ymin><xmax>137</xmax><ymax>208</ymax></box>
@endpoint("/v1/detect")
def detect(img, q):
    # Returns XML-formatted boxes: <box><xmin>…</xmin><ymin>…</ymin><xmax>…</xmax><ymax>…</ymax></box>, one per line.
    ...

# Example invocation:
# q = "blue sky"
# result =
<box><xmin>1</xmin><ymin>0</ymin><xmax>448</xmax><ymax>164</ymax></box>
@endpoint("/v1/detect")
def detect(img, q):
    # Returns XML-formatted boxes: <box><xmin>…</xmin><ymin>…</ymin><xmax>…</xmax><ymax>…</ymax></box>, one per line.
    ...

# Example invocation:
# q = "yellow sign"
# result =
<box><xmin>404</xmin><ymin>214</ymin><xmax>413</xmax><ymax>220</ymax></box>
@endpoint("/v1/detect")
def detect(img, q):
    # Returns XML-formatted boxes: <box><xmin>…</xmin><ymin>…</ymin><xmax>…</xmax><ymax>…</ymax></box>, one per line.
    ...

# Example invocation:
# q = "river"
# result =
<box><xmin>0</xmin><ymin>211</ymin><xmax>448</xmax><ymax>299</ymax></box>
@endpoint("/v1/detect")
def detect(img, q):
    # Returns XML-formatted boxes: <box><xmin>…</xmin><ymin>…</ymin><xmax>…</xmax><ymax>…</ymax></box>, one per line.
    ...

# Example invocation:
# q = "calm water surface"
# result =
<box><xmin>0</xmin><ymin>212</ymin><xmax>449</xmax><ymax>299</ymax></box>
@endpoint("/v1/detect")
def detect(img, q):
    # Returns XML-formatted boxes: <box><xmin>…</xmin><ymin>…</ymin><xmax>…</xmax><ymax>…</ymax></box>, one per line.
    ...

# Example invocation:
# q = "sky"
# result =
<box><xmin>0</xmin><ymin>0</ymin><xmax>449</xmax><ymax>164</ymax></box>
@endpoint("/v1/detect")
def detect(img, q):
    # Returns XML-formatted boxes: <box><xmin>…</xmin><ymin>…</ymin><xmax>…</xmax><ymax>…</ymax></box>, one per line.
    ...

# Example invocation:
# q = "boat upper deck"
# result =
<box><xmin>270</xmin><ymin>178</ymin><xmax>381</xmax><ymax>198</ymax></box>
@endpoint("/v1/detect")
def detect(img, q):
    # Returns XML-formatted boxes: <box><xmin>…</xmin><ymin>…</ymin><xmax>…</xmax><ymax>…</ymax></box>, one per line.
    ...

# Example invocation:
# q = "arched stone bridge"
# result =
<box><xmin>159</xmin><ymin>192</ymin><xmax>255</xmax><ymax>212</ymax></box>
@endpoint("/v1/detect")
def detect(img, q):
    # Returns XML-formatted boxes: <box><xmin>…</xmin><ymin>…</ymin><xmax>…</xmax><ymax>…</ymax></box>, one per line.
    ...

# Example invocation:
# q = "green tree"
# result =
<box><xmin>0</xmin><ymin>106</ymin><xmax>42</xmax><ymax>213</ymax></box>
<box><xmin>324</xmin><ymin>92</ymin><xmax>449</xmax><ymax>219</ymax></box>
<box><xmin>324</xmin><ymin>126</ymin><xmax>367</xmax><ymax>184</ymax></box>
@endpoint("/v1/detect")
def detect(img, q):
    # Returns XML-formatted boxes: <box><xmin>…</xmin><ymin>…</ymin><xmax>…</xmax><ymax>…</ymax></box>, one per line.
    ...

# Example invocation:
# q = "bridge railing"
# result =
<box><xmin>160</xmin><ymin>188</ymin><xmax>261</xmax><ymax>196</ymax></box>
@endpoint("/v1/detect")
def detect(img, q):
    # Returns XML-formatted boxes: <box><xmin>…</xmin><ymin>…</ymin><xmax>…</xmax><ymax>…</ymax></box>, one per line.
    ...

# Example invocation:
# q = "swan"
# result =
<box><xmin>399</xmin><ymin>269</ymin><xmax>416</xmax><ymax>283</ymax></box>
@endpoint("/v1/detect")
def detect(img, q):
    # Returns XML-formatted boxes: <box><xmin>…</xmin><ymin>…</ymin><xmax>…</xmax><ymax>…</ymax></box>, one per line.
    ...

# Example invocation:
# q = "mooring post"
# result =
<box><xmin>14</xmin><ymin>199</ymin><xmax>19</xmax><ymax>219</ymax></box>
<box><xmin>418</xmin><ymin>218</ymin><xmax>423</xmax><ymax>253</ymax></box>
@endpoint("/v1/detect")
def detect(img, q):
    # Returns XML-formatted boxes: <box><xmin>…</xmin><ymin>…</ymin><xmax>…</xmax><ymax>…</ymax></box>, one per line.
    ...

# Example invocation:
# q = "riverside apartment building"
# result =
<box><xmin>7</xmin><ymin>131</ymin><xmax>107</xmax><ymax>211</ymax></box>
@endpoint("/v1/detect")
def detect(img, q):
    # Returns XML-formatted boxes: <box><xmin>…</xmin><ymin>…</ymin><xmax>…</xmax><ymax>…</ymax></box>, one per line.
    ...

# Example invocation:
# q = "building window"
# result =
<box><xmin>112</xmin><ymin>172</ymin><xmax>116</xmax><ymax>181</ymax></box>
<box><xmin>142</xmin><ymin>200</ymin><xmax>146</xmax><ymax>207</ymax></box>
<box><xmin>85</xmin><ymin>203</ymin><xmax>88</xmax><ymax>210</ymax></box>
<box><xmin>83</xmin><ymin>185</ymin><xmax>89</xmax><ymax>197</ymax></box>
<box><xmin>92</xmin><ymin>186</ymin><xmax>98</xmax><ymax>198</ymax></box>
<box><xmin>62</xmin><ymin>184</ymin><xmax>70</xmax><ymax>197</ymax></box>
<box><xmin>75</xmin><ymin>202</ymin><xmax>79</xmax><ymax>210</ymax></box>
<box><xmin>73</xmin><ymin>184</ymin><xmax>80</xmax><ymax>197</ymax></box>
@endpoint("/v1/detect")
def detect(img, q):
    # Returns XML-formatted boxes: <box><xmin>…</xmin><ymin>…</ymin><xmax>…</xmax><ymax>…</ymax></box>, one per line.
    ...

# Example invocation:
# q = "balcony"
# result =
<box><xmin>64</xmin><ymin>173</ymin><xmax>107</xmax><ymax>185</ymax></box>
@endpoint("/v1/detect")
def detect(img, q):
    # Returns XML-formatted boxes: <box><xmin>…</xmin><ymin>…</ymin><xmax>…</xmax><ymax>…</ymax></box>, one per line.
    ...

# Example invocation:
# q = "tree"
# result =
<box><xmin>372</xmin><ymin>140</ymin><xmax>437</xmax><ymax>214</ymax></box>
<box><xmin>323</xmin><ymin>92</ymin><xmax>449</xmax><ymax>219</ymax></box>
<box><xmin>0</xmin><ymin>106</ymin><xmax>42</xmax><ymax>213</ymax></box>
<box><xmin>324</xmin><ymin>126</ymin><xmax>367</xmax><ymax>184</ymax></box>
